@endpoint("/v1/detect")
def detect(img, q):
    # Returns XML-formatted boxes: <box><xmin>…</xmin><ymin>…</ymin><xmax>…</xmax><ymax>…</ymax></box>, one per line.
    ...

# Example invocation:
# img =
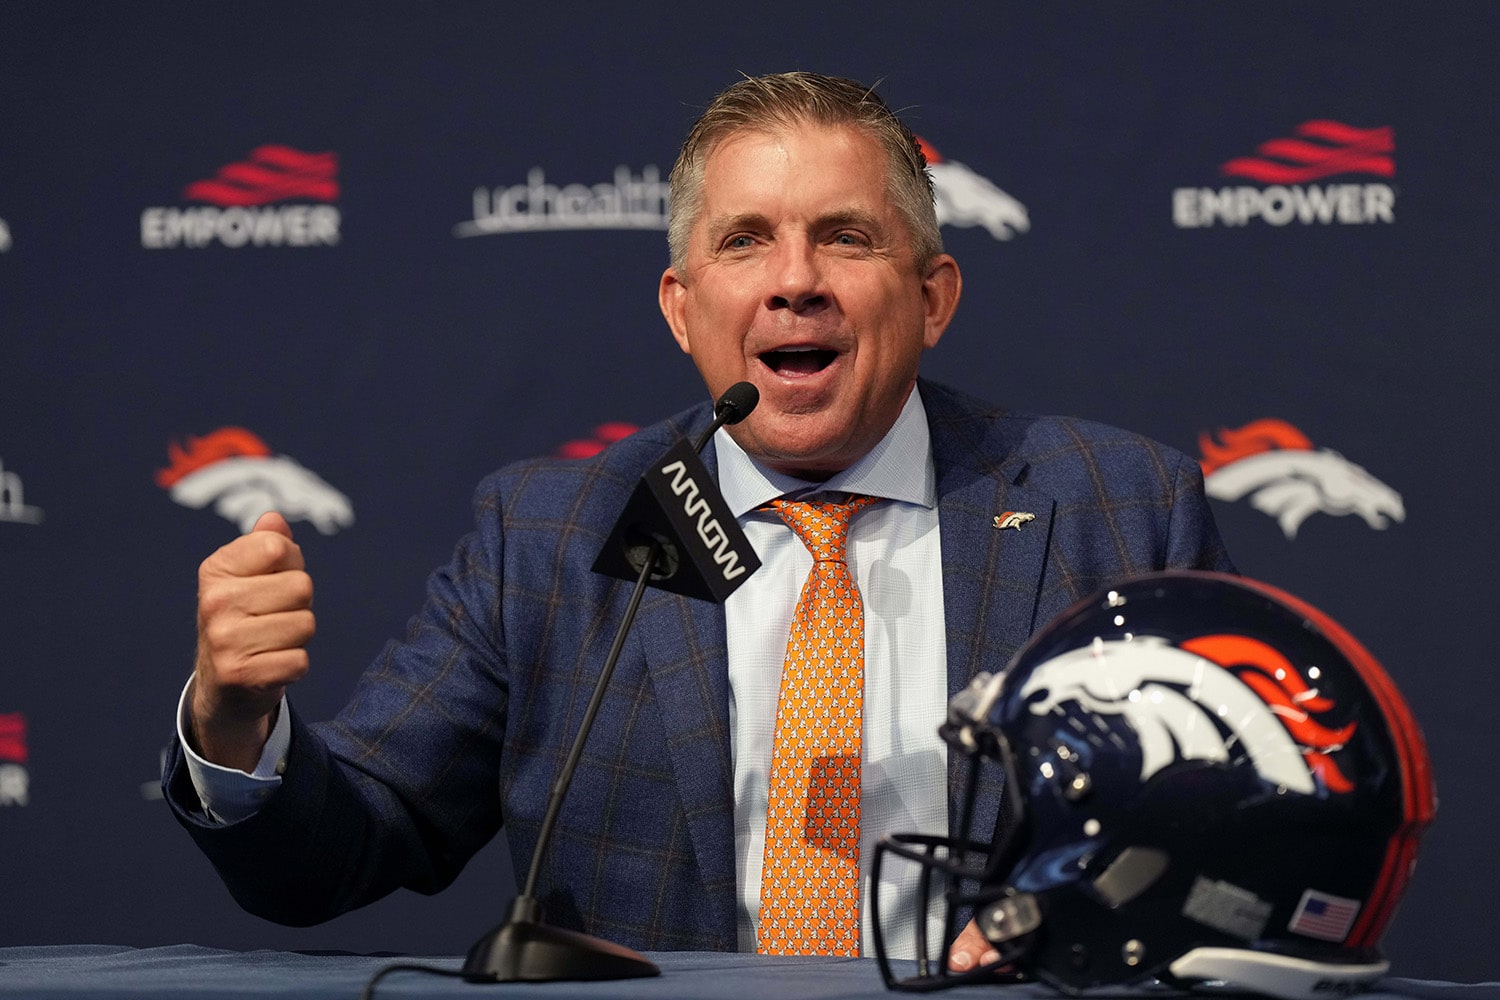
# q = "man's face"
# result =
<box><xmin>659</xmin><ymin>123</ymin><xmax>961</xmax><ymax>480</ymax></box>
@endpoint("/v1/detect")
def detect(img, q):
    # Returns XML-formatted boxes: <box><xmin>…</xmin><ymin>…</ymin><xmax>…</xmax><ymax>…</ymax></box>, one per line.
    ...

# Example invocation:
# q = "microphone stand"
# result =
<box><xmin>461</xmin><ymin>545</ymin><xmax>663</xmax><ymax>982</ymax></box>
<box><xmin>462</xmin><ymin>385</ymin><xmax>757</xmax><ymax>983</ymax></box>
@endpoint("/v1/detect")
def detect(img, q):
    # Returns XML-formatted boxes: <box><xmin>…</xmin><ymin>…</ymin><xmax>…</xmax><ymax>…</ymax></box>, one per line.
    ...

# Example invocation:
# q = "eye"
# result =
<box><xmin>724</xmin><ymin>234</ymin><xmax>757</xmax><ymax>250</ymax></box>
<box><xmin>831</xmin><ymin>230</ymin><xmax>868</xmax><ymax>247</ymax></box>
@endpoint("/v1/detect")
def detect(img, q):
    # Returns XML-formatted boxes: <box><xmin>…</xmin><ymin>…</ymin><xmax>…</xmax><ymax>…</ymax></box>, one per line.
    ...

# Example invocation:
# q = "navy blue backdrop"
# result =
<box><xmin>3</xmin><ymin>2</ymin><xmax>1497</xmax><ymax>983</ymax></box>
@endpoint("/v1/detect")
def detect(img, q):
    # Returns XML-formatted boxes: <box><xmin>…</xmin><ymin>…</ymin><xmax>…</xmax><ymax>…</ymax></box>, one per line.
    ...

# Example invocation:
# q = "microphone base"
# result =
<box><xmin>462</xmin><ymin>914</ymin><xmax>660</xmax><ymax>983</ymax></box>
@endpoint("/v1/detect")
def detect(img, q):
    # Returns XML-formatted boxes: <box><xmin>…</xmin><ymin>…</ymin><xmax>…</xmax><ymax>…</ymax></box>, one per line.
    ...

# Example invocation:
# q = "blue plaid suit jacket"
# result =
<box><xmin>165</xmin><ymin>380</ymin><xmax>1232</xmax><ymax>950</ymax></box>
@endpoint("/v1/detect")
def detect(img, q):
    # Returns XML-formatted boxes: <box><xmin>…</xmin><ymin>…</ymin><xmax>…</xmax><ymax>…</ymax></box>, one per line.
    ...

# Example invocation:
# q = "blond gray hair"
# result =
<box><xmin>666</xmin><ymin>72</ymin><xmax>942</xmax><ymax>274</ymax></box>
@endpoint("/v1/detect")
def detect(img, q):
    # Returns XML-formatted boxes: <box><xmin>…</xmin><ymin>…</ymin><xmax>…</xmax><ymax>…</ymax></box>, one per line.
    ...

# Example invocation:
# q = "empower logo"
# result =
<box><xmin>1221</xmin><ymin>121</ymin><xmax>1393</xmax><ymax>184</ymax></box>
<box><xmin>142</xmin><ymin>145</ymin><xmax>341</xmax><ymax>248</ymax></box>
<box><xmin>183</xmin><ymin>145</ymin><xmax>339</xmax><ymax>204</ymax></box>
<box><xmin>1199</xmin><ymin>419</ymin><xmax>1404</xmax><ymax>539</ymax></box>
<box><xmin>917</xmin><ymin>137</ymin><xmax>1029</xmax><ymax>242</ymax></box>
<box><xmin>0</xmin><ymin>713</ymin><xmax>25</xmax><ymax>764</ymax></box>
<box><xmin>1174</xmin><ymin>121</ymin><xmax>1395</xmax><ymax>228</ymax></box>
<box><xmin>157</xmin><ymin>427</ymin><xmax>354</xmax><ymax>535</ymax></box>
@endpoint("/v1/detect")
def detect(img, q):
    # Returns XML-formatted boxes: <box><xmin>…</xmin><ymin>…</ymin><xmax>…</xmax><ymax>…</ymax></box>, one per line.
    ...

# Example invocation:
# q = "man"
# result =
<box><xmin>166</xmin><ymin>73</ymin><xmax>1232</xmax><ymax>966</ymax></box>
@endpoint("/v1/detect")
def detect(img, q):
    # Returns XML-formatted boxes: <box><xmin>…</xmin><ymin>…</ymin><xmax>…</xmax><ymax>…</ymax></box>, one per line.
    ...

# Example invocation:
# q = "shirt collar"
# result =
<box><xmin>715</xmin><ymin>384</ymin><xmax>936</xmax><ymax>516</ymax></box>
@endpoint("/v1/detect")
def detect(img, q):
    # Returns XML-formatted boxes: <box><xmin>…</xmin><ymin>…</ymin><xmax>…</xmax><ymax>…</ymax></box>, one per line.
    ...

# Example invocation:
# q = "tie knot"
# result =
<box><xmin>768</xmin><ymin>496</ymin><xmax>876</xmax><ymax>562</ymax></box>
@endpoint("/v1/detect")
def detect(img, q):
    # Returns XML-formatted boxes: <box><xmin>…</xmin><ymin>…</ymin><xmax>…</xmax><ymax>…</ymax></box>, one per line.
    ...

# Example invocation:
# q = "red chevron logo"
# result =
<box><xmin>0</xmin><ymin>713</ymin><xmax>26</xmax><ymax>764</ymax></box>
<box><xmin>1220</xmin><ymin>121</ymin><xmax>1393</xmax><ymax>184</ymax></box>
<box><xmin>183</xmin><ymin>145</ymin><xmax>339</xmax><ymax>206</ymax></box>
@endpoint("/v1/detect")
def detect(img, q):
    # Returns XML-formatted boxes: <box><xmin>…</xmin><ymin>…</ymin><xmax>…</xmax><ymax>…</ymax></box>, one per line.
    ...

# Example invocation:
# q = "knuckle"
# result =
<box><xmin>198</xmin><ymin>578</ymin><xmax>241</xmax><ymax>615</ymax></box>
<box><xmin>201</xmin><ymin>618</ymin><xmax>237</xmax><ymax>652</ymax></box>
<box><xmin>251</xmin><ymin>531</ymin><xmax>289</xmax><ymax>565</ymax></box>
<box><xmin>198</xmin><ymin>552</ymin><xmax>231</xmax><ymax>588</ymax></box>
<box><xmin>286</xmin><ymin>650</ymin><xmax>311</xmax><ymax>679</ymax></box>
<box><xmin>216</xmin><ymin>657</ymin><xmax>254</xmax><ymax>688</ymax></box>
<box><xmin>197</xmin><ymin>586</ymin><xmax>225</xmax><ymax>617</ymax></box>
<box><xmin>288</xmin><ymin>572</ymin><xmax>315</xmax><ymax>606</ymax></box>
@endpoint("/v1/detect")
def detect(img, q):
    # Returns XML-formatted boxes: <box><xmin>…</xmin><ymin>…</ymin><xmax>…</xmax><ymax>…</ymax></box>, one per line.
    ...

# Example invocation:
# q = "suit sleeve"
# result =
<box><xmin>162</xmin><ymin>477</ymin><xmax>512</xmax><ymax>926</ymax></box>
<box><xmin>1163</xmin><ymin>450</ymin><xmax>1237</xmax><ymax>574</ymax></box>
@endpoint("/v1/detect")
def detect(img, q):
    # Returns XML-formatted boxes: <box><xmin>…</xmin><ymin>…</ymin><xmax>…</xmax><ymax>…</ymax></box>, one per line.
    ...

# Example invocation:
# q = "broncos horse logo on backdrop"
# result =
<box><xmin>1199</xmin><ymin>419</ymin><xmax>1404</xmax><ymax>539</ymax></box>
<box><xmin>916</xmin><ymin>137</ymin><xmax>1030</xmax><ymax>242</ymax></box>
<box><xmin>156</xmin><ymin>427</ymin><xmax>354</xmax><ymax>535</ymax></box>
<box><xmin>1019</xmin><ymin>635</ymin><xmax>1355</xmax><ymax>796</ymax></box>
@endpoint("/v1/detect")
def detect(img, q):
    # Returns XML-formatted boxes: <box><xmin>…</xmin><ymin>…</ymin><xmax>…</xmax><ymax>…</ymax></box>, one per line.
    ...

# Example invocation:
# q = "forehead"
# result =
<box><xmin>695</xmin><ymin>123</ymin><xmax>894</xmax><ymax>220</ymax></box>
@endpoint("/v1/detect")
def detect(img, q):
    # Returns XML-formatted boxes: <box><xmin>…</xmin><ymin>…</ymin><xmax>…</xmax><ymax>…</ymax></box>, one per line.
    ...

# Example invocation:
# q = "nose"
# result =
<box><xmin>766</xmin><ymin>238</ymin><xmax>827</xmax><ymax>313</ymax></box>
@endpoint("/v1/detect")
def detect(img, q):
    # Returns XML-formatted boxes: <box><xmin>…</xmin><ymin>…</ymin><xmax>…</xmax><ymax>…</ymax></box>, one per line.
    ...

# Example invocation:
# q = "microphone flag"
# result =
<box><xmin>591</xmin><ymin>437</ymin><xmax>760</xmax><ymax>603</ymax></box>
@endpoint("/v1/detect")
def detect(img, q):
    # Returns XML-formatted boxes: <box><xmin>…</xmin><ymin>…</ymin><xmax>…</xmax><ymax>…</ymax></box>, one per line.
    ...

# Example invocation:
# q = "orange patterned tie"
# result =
<box><xmin>757</xmin><ymin>495</ymin><xmax>877</xmax><ymax>956</ymax></box>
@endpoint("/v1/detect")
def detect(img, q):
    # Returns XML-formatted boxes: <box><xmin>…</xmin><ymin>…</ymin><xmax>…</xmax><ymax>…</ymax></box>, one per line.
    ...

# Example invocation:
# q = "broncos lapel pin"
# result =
<box><xmin>993</xmin><ymin>511</ymin><xmax>1035</xmax><ymax>531</ymax></box>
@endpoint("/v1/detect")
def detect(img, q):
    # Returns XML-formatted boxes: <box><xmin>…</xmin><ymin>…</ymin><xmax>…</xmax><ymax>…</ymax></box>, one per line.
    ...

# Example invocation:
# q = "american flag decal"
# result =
<box><xmin>1288</xmin><ymin>888</ymin><xmax>1361</xmax><ymax>942</ymax></box>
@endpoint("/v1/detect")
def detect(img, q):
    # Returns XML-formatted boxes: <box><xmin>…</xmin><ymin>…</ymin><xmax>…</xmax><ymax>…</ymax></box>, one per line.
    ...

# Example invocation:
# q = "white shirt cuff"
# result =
<box><xmin>175</xmin><ymin>676</ymin><xmax>290</xmax><ymax>824</ymax></box>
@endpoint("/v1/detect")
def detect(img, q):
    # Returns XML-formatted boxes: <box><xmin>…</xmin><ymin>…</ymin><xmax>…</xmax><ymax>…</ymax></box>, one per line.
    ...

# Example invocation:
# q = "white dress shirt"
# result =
<box><xmin>717</xmin><ymin>385</ymin><xmax>949</xmax><ymax>958</ymax></box>
<box><xmin>180</xmin><ymin>385</ymin><xmax>950</xmax><ymax>957</ymax></box>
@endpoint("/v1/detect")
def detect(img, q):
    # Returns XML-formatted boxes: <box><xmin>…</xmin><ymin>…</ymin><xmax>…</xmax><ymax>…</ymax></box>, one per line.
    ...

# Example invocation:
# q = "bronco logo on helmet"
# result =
<box><xmin>1019</xmin><ymin>633</ymin><xmax>1356</xmax><ymax>796</ymax></box>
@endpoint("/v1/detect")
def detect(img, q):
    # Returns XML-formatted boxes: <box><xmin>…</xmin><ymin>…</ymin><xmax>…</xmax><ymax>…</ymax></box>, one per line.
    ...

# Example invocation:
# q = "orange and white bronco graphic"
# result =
<box><xmin>916</xmin><ymin>137</ymin><xmax>1030</xmax><ymax>242</ymax></box>
<box><xmin>993</xmin><ymin>511</ymin><xmax>1035</xmax><ymax>531</ymax></box>
<box><xmin>1199</xmin><ymin>419</ymin><xmax>1404</xmax><ymax>539</ymax></box>
<box><xmin>156</xmin><ymin>427</ymin><xmax>354</xmax><ymax>535</ymax></box>
<box><xmin>1021</xmin><ymin>634</ymin><xmax>1355</xmax><ymax>796</ymax></box>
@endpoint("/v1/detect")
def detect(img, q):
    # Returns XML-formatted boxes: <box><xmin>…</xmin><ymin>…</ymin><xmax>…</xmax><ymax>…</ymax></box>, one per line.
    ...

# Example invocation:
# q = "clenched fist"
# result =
<box><xmin>190</xmin><ymin>510</ymin><xmax>315</xmax><ymax>772</ymax></box>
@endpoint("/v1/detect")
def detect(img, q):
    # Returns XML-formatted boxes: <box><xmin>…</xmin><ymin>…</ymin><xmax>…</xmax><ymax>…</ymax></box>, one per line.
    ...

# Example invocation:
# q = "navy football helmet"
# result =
<box><xmin>873</xmin><ymin>571</ymin><xmax>1435</xmax><ymax>999</ymax></box>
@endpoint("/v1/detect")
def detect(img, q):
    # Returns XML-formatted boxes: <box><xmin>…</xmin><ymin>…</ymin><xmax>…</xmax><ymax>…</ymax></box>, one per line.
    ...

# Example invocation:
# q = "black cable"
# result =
<box><xmin>359</xmin><ymin>961</ymin><xmax>470</xmax><ymax>1000</ymax></box>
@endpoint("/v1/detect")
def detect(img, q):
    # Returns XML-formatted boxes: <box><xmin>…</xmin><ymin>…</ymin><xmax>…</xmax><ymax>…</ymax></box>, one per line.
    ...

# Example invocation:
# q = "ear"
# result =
<box><xmin>659</xmin><ymin>267</ymin><xmax>692</xmax><ymax>355</ymax></box>
<box><xmin>919</xmin><ymin>254</ymin><xmax>962</xmax><ymax>350</ymax></box>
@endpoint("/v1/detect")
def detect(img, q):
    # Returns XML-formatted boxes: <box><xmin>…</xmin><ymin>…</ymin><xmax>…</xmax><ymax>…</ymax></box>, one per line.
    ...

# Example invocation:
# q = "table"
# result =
<box><xmin>1</xmin><ymin>946</ymin><xmax>1495</xmax><ymax>1000</ymax></box>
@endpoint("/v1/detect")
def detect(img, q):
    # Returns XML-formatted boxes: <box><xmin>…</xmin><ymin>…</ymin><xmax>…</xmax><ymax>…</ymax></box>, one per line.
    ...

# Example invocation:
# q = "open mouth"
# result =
<box><xmin>760</xmin><ymin>346</ymin><xmax>838</xmax><ymax>378</ymax></box>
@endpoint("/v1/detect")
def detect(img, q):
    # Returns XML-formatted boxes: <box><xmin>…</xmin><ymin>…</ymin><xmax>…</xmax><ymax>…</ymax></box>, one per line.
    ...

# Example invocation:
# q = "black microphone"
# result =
<box><xmin>462</xmin><ymin>383</ymin><xmax>762</xmax><ymax>984</ymax></box>
<box><xmin>592</xmin><ymin>381</ymin><xmax>762</xmax><ymax>603</ymax></box>
<box><xmin>717</xmin><ymin>379</ymin><xmax>759</xmax><ymax>422</ymax></box>
<box><xmin>694</xmin><ymin>380</ymin><xmax>759</xmax><ymax>451</ymax></box>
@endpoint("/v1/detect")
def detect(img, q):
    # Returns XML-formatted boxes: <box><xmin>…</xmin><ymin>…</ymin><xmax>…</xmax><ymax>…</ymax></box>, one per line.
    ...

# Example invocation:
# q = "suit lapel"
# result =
<box><xmin>926</xmin><ymin>383</ymin><xmax>1055</xmax><ymax>850</ymax></box>
<box><xmin>631</xmin><ymin>422</ymin><xmax>738</xmax><ymax>946</ymax></box>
